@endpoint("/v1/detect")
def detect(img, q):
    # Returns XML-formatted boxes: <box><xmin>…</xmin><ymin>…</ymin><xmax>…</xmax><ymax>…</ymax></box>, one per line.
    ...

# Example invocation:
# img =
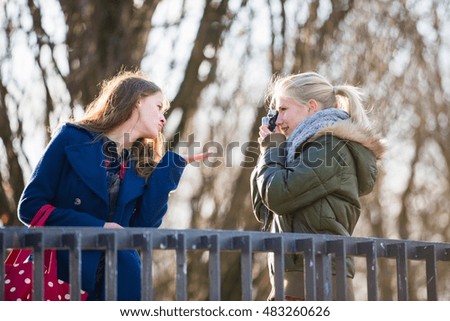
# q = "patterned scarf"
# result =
<box><xmin>285</xmin><ymin>108</ymin><xmax>350</xmax><ymax>164</ymax></box>
<box><xmin>103</xmin><ymin>139</ymin><xmax>129</xmax><ymax>222</ymax></box>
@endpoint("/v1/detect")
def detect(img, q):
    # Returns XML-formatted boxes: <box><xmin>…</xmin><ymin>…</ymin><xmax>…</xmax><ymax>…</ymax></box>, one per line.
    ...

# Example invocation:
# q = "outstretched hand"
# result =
<box><xmin>183</xmin><ymin>151</ymin><xmax>211</xmax><ymax>164</ymax></box>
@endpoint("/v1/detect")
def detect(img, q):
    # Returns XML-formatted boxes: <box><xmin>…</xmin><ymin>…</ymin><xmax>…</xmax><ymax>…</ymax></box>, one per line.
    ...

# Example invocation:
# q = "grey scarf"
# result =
<box><xmin>286</xmin><ymin>108</ymin><xmax>350</xmax><ymax>164</ymax></box>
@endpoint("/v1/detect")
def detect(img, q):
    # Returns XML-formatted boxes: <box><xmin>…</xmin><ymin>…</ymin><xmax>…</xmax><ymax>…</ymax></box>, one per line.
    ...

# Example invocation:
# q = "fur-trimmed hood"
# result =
<box><xmin>310</xmin><ymin>119</ymin><xmax>384</xmax><ymax>196</ymax></box>
<box><xmin>312</xmin><ymin>119</ymin><xmax>385</xmax><ymax>160</ymax></box>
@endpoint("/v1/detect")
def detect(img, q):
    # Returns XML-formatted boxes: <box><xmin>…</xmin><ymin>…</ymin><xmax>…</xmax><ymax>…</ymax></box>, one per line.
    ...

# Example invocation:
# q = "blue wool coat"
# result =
<box><xmin>18</xmin><ymin>123</ymin><xmax>187</xmax><ymax>300</ymax></box>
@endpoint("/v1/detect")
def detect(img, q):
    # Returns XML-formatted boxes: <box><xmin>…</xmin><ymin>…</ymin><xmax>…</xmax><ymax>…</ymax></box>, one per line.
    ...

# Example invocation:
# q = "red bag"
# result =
<box><xmin>4</xmin><ymin>205</ymin><xmax>88</xmax><ymax>300</ymax></box>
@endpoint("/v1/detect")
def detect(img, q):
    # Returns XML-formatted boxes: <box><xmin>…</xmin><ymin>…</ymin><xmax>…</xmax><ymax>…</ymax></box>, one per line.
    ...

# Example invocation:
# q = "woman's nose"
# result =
<box><xmin>161</xmin><ymin>115</ymin><xmax>166</xmax><ymax>125</ymax></box>
<box><xmin>275</xmin><ymin>115</ymin><xmax>283</xmax><ymax>125</ymax></box>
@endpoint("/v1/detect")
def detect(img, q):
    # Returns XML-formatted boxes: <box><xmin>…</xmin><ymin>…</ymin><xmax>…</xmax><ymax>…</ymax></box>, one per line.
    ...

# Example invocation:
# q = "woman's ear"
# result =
<box><xmin>307</xmin><ymin>99</ymin><xmax>319</xmax><ymax>113</ymax></box>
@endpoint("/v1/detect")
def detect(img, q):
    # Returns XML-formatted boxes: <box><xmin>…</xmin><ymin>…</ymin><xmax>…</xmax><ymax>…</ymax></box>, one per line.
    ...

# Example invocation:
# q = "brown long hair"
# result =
<box><xmin>75</xmin><ymin>70</ymin><xmax>168</xmax><ymax>179</ymax></box>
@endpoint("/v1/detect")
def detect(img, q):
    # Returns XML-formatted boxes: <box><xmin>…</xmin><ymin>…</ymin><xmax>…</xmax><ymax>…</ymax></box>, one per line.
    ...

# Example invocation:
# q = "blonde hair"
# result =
<box><xmin>75</xmin><ymin>70</ymin><xmax>168</xmax><ymax>179</ymax></box>
<box><xmin>266</xmin><ymin>72</ymin><xmax>370</xmax><ymax>127</ymax></box>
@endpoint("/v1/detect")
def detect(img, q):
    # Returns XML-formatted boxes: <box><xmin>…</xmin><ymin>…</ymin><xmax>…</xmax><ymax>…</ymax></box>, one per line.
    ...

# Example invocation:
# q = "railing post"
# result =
<box><xmin>206</xmin><ymin>234</ymin><xmax>221</xmax><ymax>300</ymax></box>
<box><xmin>296</xmin><ymin>238</ymin><xmax>316</xmax><ymax>300</ymax></box>
<box><xmin>316</xmin><ymin>242</ymin><xmax>332</xmax><ymax>301</ymax></box>
<box><xmin>234</xmin><ymin>235</ymin><xmax>253</xmax><ymax>301</ymax></box>
<box><xmin>62</xmin><ymin>233</ymin><xmax>83</xmax><ymax>301</ymax></box>
<box><xmin>98</xmin><ymin>233</ymin><xmax>118</xmax><ymax>300</ymax></box>
<box><xmin>327</xmin><ymin>239</ymin><xmax>347</xmax><ymax>300</ymax></box>
<box><xmin>387</xmin><ymin>242</ymin><xmax>408</xmax><ymax>301</ymax></box>
<box><xmin>357</xmin><ymin>241</ymin><xmax>379</xmax><ymax>300</ymax></box>
<box><xmin>25</xmin><ymin>232</ymin><xmax>45</xmax><ymax>301</ymax></box>
<box><xmin>168</xmin><ymin>233</ymin><xmax>187</xmax><ymax>301</ymax></box>
<box><xmin>133</xmin><ymin>232</ymin><xmax>153</xmax><ymax>301</ymax></box>
<box><xmin>265</xmin><ymin>236</ymin><xmax>284</xmax><ymax>301</ymax></box>
<box><xmin>415</xmin><ymin>245</ymin><xmax>438</xmax><ymax>300</ymax></box>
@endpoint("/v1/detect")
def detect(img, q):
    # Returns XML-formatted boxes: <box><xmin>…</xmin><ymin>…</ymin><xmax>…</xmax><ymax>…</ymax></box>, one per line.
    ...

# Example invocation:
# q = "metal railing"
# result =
<box><xmin>1</xmin><ymin>227</ymin><xmax>450</xmax><ymax>301</ymax></box>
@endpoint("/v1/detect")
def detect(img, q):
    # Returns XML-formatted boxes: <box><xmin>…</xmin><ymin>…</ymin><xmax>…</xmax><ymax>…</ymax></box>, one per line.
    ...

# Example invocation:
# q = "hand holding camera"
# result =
<box><xmin>259</xmin><ymin>109</ymin><xmax>278</xmax><ymax>143</ymax></box>
<box><xmin>262</xmin><ymin>109</ymin><xmax>278</xmax><ymax>132</ymax></box>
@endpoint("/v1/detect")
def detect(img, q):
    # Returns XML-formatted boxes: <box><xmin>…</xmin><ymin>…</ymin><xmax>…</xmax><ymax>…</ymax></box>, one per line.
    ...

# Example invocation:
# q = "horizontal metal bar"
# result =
<box><xmin>2</xmin><ymin>228</ymin><xmax>450</xmax><ymax>301</ymax></box>
<box><xmin>2</xmin><ymin>228</ymin><xmax>449</xmax><ymax>255</ymax></box>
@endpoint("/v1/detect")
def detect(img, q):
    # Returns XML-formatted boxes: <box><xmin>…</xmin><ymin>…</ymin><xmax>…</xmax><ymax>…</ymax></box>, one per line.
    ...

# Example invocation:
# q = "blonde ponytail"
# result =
<box><xmin>334</xmin><ymin>85</ymin><xmax>370</xmax><ymax>128</ymax></box>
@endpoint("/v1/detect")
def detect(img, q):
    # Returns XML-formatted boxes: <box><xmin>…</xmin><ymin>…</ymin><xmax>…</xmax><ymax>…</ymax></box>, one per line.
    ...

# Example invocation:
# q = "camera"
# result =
<box><xmin>262</xmin><ymin>109</ymin><xmax>278</xmax><ymax>132</ymax></box>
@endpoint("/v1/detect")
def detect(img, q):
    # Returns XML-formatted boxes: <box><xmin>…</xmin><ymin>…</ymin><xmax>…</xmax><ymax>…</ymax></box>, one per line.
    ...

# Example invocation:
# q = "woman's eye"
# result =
<box><xmin>158</xmin><ymin>106</ymin><xmax>168</xmax><ymax>115</ymax></box>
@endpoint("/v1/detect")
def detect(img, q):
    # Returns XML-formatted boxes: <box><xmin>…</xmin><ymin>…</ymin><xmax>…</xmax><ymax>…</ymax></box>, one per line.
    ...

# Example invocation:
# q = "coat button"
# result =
<box><xmin>74</xmin><ymin>198</ymin><xmax>82</xmax><ymax>206</ymax></box>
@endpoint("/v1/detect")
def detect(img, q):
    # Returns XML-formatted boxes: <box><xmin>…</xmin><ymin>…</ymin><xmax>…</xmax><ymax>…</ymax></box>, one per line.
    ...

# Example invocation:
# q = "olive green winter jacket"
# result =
<box><xmin>250</xmin><ymin>119</ymin><xmax>384</xmax><ymax>277</ymax></box>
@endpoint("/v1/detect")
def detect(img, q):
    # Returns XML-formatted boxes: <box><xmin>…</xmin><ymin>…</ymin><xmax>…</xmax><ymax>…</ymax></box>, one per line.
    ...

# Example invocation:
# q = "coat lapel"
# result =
<box><xmin>64</xmin><ymin>139</ymin><xmax>147</xmax><ymax>224</ymax></box>
<box><xmin>113</xmin><ymin>163</ymin><xmax>146</xmax><ymax>223</ymax></box>
<box><xmin>118</xmin><ymin>162</ymin><xmax>146</xmax><ymax>204</ymax></box>
<box><xmin>65</xmin><ymin>141</ymin><xmax>109</xmax><ymax>205</ymax></box>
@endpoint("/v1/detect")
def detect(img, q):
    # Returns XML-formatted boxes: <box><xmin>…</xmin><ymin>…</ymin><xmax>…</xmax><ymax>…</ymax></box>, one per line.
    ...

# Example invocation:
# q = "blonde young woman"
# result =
<box><xmin>250</xmin><ymin>72</ymin><xmax>384</xmax><ymax>300</ymax></box>
<box><xmin>18</xmin><ymin>70</ymin><xmax>208</xmax><ymax>300</ymax></box>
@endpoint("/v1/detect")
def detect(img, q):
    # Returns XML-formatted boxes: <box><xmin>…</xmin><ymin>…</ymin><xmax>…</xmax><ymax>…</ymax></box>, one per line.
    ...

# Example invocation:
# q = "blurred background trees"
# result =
<box><xmin>1</xmin><ymin>0</ymin><xmax>449</xmax><ymax>300</ymax></box>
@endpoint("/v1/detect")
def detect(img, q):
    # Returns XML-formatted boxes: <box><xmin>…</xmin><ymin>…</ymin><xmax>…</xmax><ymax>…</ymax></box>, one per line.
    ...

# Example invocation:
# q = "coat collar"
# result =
<box><xmin>65</xmin><ymin>139</ymin><xmax>146</xmax><ymax>207</ymax></box>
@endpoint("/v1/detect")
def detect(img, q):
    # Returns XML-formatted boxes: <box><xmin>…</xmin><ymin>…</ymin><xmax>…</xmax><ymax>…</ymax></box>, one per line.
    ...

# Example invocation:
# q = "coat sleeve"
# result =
<box><xmin>250</xmin><ymin>166</ymin><xmax>274</xmax><ymax>231</ymax></box>
<box><xmin>130</xmin><ymin>151</ymin><xmax>187</xmax><ymax>227</ymax></box>
<box><xmin>250</xmin><ymin>166</ymin><xmax>264</xmax><ymax>223</ymax></box>
<box><xmin>254</xmin><ymin>135</ymin><xmax>344</xmax><ymax>216</ymax></box>
<box><xmin>18</xmin><ymin>125</ymin><xmax>106</xmax><ymax>227</ymax></box>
